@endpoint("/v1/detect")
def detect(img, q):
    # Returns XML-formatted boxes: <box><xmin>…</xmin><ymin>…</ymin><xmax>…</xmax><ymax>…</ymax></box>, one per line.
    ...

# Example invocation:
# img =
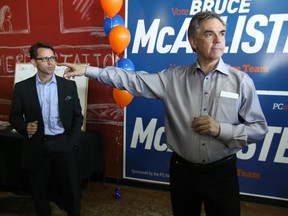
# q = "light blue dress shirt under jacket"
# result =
<box><xmin>85</xmin><ymin>58</ymin><xmax>268</xmax><ymax>164</ymax></box>
<box><xmin>36</xmin><ymin>74</ymin><xmax>64</xmax><ymax>136</ymax></box>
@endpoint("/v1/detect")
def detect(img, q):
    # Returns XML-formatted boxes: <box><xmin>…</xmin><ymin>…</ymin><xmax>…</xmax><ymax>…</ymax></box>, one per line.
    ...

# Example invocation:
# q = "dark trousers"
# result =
<box><xmin>170</xmin><ymin>153</ymin><xmax>240</xmax><ymax>216</ymax></box>
<box><xmin>27</xmin><ymin>134</ymin><xmax>81</xmax><ymax>216</ymax></box>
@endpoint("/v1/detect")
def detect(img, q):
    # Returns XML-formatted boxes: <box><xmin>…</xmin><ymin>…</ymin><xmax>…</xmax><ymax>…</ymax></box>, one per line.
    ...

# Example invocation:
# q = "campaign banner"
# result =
<box><xmin>124</xmin><ymin>0</ymin><xmax>288</xmax><ymax>200</ymax></box>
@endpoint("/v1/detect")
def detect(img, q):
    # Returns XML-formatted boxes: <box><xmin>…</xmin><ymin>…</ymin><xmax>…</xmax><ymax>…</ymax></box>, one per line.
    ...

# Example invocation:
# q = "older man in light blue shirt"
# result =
<box><xmin>60</xmin><ymin>11</ymin><xmax>268</xmax><ymax>216</ymax></box>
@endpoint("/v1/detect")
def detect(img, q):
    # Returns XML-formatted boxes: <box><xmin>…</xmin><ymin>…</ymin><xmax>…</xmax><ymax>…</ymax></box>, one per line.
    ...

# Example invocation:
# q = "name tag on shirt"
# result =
<box><xmin>220</xmin><ymin>91</ymin><xmax>239</xmax><ymax>99</ymax></box>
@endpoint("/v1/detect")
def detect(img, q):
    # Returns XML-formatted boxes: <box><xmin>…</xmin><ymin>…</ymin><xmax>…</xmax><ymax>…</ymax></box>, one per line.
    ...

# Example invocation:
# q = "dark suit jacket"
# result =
<box><xmin>9</xmin><ymin>74</ymin><xmax>84</xmax><ymax>169</ymax></box>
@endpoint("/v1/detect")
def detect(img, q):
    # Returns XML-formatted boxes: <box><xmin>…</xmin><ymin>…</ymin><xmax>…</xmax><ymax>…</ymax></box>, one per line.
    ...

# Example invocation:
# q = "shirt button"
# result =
<box><xmin>202</xmin><ymin>159</ymin><xmax>206</xmax><ymax>162</ymax></box>
<box><xmin>202</xmin><ymin>143</ymin><xmax>205</xmax><ymax>146</ymax></box>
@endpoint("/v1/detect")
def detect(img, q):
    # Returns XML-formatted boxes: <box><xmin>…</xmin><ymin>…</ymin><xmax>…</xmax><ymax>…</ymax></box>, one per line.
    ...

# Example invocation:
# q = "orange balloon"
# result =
<box><xmin>113</xmin><ymin>88</ymin><xmax>134</xmax><ymax>108</ymax></box>
<box><xmin>100</xmin><ymin>0</ymin><xmax>123</xmax><ymax>18</ymax></box>
<box><xmin>109</xmin><ymin>25</ymin><xmax>131</xmax><ymax>54</ymax></box>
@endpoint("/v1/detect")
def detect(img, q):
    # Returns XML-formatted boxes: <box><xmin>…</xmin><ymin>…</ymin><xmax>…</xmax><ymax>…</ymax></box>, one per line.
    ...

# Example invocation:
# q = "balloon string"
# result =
<box><xmin>115</xmin><ymin>106</ymin><xmax>123</xmax><ymax>200</ymax></box>
<box><xmin>112</xmin><ymin>52</ymin><xmax>120</xmax><ymax>66</ymax></box>
<box><xmin>111</xmin><ymin>51</ymin><xmax>114</xmax><ymax>66</ymax></box>
<box><xmin>115</xmin><ymin>54</ymin><xmax>119</xmax><ymax>66</ymax></box>
<box><xmin>115</xmin><ymin>106</ymin><xmax>123</xmax><ymax>161</ymax></box>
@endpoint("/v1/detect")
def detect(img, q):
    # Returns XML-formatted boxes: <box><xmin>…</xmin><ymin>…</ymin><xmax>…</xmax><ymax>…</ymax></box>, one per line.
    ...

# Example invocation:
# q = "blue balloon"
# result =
<box><xmin>117</xmin><ymin>58</ymin><xmax>135</xmax><ymax>71</ymax></box>
<box><xmin>103</xmin><ymin>14</ymin><xmax>125</xmax><ymax>36</ymax></box>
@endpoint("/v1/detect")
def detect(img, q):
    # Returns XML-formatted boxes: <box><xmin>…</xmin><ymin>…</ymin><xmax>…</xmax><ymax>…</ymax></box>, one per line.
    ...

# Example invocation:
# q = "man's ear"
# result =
<box><xmin>31</xmin><ymin>59</ymin><xmax>37</xmax><ymax>67</ymax></box>
<box><xmin>189</xmin><ymin>37</ymin><xmax>197</xmax><ymax>51</ymax></box>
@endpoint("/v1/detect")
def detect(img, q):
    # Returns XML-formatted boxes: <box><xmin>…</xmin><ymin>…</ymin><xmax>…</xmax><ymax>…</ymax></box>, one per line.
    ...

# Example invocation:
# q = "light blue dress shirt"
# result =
<box><xmin>36</xmin><ymin>74</ymin><xmax>64</xmax><ymax>135</ymax></box>
<box><xmin>85</xmin><ymin>58</ymin><xmax>268</xmax><ymax>164</ymax></box>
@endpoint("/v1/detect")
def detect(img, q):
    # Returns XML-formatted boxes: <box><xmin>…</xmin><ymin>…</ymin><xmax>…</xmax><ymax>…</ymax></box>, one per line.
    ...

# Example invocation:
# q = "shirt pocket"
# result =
<box><xmin>211</xmin><ymin>96</ymin><xmax>239</xmax><ymax>123</ymax></box>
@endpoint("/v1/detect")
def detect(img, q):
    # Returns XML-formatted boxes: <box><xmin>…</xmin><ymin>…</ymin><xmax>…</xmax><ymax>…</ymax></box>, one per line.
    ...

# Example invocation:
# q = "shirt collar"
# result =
<box><xmin>216</xmin><ymin>58</ymin><xmax>228</xmax><ymax>75</ymax></box>
<box><xmin>195</xmin><ymin>58</ymin><xmax>228</xmax><ymax>75</ymax></box>
<box><xmin>36</xmin><ymin>73</ymin><xmax>57</xmax><ymax>84</ymax></box>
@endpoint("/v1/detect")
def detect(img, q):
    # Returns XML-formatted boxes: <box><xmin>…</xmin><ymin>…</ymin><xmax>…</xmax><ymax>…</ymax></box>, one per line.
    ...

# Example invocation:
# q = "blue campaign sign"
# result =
<box><xmin>237</xmin><ymin>93</ymin><xmax>288</xmax><ymax>199</ymax></box>
<box><xmin>124</xmin><ymin>0</ymin><xmax>288</xmax><ymax>200</ymax></box>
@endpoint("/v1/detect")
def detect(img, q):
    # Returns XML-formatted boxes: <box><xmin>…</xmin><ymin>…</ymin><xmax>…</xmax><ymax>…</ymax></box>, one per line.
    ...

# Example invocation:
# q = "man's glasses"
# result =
<box><xmin>35</xmin><ymin>56</ymin><xmax>57</xmax><ymax>62</ymax></box>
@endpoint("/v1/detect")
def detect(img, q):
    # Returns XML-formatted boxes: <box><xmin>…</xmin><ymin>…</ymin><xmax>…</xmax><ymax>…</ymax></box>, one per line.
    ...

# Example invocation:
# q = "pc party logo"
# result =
<box><xmin>272</xmin><ymin>103</ymin><xmax>288</xmax><ymax>111</ymax></box>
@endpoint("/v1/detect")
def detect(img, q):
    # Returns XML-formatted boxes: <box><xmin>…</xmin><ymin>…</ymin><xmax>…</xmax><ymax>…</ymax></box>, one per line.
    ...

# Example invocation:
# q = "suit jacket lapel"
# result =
<box><xmin>28</xmin><ymin>75</ymin><xmax>42</xmax><ymax>118</ymax></box>
<box><xmin>56</xmin><ymin>76</ymin><xmax>65</xmax><ymax>115</ymax></box>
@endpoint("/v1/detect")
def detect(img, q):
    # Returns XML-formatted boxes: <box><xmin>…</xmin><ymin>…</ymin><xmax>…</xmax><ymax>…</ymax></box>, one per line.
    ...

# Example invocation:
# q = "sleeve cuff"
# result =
<box><xmin>85</xmin><ymin>66</ymin><xmax>100</xmax><ymax>78</ymax></box>
<box><xmin>217</xmin><ymin>122</ymin><xmax>232</xmax><ymax>143</ymax></box>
